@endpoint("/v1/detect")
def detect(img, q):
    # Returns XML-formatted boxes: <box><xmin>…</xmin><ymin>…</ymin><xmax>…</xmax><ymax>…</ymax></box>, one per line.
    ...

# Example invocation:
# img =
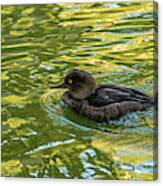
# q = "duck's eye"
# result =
<box><xmin>68</xmin><ymin>79</ymin><xmax>73</xmax><ymax>84</ymax></box>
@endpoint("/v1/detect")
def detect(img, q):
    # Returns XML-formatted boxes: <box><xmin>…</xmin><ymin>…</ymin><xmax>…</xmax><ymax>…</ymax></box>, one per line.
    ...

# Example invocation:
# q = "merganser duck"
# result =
<box><xmin>51</xmin><ymin>69</ymin><xmax>154</xmax><ymax>122</ymax></box>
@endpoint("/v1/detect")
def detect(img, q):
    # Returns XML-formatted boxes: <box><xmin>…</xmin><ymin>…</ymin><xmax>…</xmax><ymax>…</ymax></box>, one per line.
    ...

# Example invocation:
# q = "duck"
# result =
<box><xmin>51</xmin><ymin>69</ymin><xmax>155</xmax><ymax>122</ymax></box>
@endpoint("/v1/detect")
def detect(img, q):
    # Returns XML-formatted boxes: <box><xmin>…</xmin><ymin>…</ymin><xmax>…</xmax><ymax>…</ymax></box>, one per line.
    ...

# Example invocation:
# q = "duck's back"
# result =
<box><xmin>87</xmin><ymin>84</ymin><xmax>153</xmax><ymax>107</ymax></box>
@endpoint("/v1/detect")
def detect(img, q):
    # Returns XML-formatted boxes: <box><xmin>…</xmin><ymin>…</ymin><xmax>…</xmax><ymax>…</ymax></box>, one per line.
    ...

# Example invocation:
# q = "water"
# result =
<box><xmin>1</xmin><ymin>1</ymin><xmax>158</xmax><ymax>180</ymax></box>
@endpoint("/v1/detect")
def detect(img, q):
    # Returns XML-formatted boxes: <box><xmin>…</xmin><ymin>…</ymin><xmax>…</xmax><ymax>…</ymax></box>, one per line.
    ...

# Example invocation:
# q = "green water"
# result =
<box><xmin>1</xmin><ymin>1</ymin><xmax>157</xmax><ymax>180</ymax></box>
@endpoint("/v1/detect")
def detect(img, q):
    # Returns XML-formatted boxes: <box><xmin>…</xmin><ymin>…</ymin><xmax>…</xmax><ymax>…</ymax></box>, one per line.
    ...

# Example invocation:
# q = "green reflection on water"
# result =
<box><xmin>1</xmin><ymin>1</ymin><xmax>157</xmax><ymax>180</ymax></box>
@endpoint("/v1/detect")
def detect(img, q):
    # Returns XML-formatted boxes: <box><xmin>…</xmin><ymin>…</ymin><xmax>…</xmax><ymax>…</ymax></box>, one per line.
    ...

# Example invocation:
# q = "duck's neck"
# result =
<box><xmin>70</xmin><ymin>84</ymin><xmax>96</xmax><ymax>100</ymax></box>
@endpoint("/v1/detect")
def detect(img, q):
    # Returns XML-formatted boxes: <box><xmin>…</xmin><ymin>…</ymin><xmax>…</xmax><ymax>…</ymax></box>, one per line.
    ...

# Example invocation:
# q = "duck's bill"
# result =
<box><xmin>51</xmin><ymin>82</ymin><xmax>67</xmax><ymax>89</ymax></box>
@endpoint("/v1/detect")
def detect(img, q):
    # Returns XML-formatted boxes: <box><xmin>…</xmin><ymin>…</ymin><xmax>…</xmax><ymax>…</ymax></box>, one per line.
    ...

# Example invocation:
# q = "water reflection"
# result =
<box><xmin>2</xmin><ymin>1</ymin><xmax>157</xmax><ymax>180</ymax></box>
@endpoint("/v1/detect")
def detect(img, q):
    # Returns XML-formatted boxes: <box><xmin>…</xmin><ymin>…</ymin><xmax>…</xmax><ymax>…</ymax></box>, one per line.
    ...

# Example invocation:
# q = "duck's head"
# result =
<box><xmin>51</xmin><ymin>69</ymin><xmax>96</xmax><ymax>100</ymax></box>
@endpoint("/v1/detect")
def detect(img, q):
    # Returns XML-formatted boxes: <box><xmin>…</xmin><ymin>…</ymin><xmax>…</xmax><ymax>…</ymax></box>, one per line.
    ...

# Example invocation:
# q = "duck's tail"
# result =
<box><xmin>154</xmin><ymin>92</ymin><xmax>158</xmax><ymax>110</ymax></box>
<box><xmin>151</xmin><ymin>92</ymin><xmax>158</xmax><ymax>110</ymax></box>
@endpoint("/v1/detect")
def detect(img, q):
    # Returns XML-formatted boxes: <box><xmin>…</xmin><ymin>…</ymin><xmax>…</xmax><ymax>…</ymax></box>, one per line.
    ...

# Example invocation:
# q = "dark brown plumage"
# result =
<box><xmin>51</xmin><ymin>69</ymin><xmax>154</xmax><ymax>122</ymax></box>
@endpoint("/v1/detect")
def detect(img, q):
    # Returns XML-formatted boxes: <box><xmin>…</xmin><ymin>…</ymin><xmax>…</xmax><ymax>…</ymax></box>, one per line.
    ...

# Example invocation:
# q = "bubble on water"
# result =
<box><xmin>144</xmin><ymin>38</ymin><xmax>150</xmax><ymax>42</ymax></box>
<box><xmin>105</xmin><ymin>3</ymin><xmax>120</xmax><ymax>9</ymax></box>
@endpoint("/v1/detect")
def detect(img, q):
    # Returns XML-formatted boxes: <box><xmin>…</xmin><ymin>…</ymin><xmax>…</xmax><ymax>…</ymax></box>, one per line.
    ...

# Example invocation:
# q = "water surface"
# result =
<box><xmin>1</xmin><ymin>1</ymin><xmax>157</xmax><ymax>180</ymax></box>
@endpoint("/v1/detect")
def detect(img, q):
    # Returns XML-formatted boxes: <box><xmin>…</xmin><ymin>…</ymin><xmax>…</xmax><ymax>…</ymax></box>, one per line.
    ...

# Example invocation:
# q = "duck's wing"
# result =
<box><xmin>88</xmin><ymin>84</ymin><xmax>153</xmax><ymax>107</ymax></box>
